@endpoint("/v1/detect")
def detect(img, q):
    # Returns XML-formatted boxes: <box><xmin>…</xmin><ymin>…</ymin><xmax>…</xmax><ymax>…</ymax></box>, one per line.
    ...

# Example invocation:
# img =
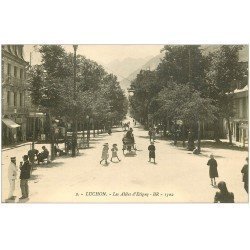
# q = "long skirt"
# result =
<box><xmin>209</xmin><ymin>166</ymin><xmax>218</xmax><ymax>178</ymax></box>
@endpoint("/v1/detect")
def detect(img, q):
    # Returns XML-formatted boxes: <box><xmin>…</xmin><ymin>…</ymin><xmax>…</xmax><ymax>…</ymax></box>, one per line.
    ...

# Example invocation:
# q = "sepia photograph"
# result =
<box><xmin>1</xmin><ymin>44</ymin><xmax>248</xmax><ymax>203</ymax></box>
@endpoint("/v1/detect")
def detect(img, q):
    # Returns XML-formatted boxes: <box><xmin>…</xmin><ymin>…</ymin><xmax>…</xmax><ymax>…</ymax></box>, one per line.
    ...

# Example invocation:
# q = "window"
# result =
<box><xmin>14</xmin><ymin>66</ymin><xmax>17</xmax><ymax>77</ymax></box>
<box><xmin>7</xmin><ymin>91</ymin><xmax>10</xmax><ymax>106</ymax></box>
<box><xmin>14</xmin><ymin>92</ymin><xmax>17</xmax><ymax>107</ymax></box>
<box><xmin>7</xmin><ymin>63</ymin><xmax>11</xmax><ymax>76</ymax></box>
<box><xmin>20</xmin><ymin>68</ymin><xmax>23</xmax><ymax>79</ymax></box>
<box><xmin>20</xmin><ymin>93</ymin><xmax>23</xmax><ymax>106</ymax></box>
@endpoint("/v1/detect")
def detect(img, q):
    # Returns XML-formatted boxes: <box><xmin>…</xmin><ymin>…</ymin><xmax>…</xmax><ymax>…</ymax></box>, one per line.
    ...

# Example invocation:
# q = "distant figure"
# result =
<box><xmin>148</xmin><ymin>141</ymin><xmax>156</xmax><ymax>164</ymax></box>
<box><xmin>148</xmin><ymin>127</ymin><xmax>153</xmax><ymax>142</ymax></box>
<box><xmin>8</xmin><ymin>157</ymin><xmax>18</xmax><ymax>200</ymax></box>
<box><xmin>152</xmin><ymin>127</ymin><xmax>156</xmax><ymax>141</ymax></box>
<box><xmin>19</xmin><ymin>155</ymin><xmax>31</xmax><ymax>200</ymax></box>
<box><xmin>241</xmin><ymin>157</ymin><xmax>248</xmax><ymax>193</ymax></box>
<box><xmin>111</xmin><ymin>144</ymin><xmax>121</xmax><ymax>162</ymax></box>
<box><xmin>214</xmin><ymin>181</ymin><xmax>234</xmax><ymax>203</ymax></box>
<box><xmin>54</xmin><ymin>143</ymin><xmax>64</xmax><ymax>156</ymax></box>
<box><xmin>100</xmin><ymin>143</ymin><xmax>109</xmax><ymax>165</ymax></box>
<box><xmin>187</xmin><ymin>130</ymin><xmax>195</xmax><ymax>151</ymax></box>
<box><xmin>37</xmin><ymin>146</ymin><xmax>49</xmax><ymax>164</ymax></box>
<box><xmin>206</xmin><ymin>154</ymin><xmax>218</xmax><ymax>186</ymax></box>
<box><xmin>107</xmin><ymin>128</ymin><xmax>112</xmax><ymax>135</ymax></box>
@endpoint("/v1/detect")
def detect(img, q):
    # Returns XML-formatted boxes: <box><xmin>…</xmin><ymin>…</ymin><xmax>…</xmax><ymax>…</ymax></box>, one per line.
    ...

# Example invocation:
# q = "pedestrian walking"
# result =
<box><xmin>148</xmin><ymin>141</ymin><xmax>156</xmax><ymax>164</ymax></box>
<box><xmin>152</xmin><ymin>127</ymin><xmax>156</xmax><ymax>141</ymax></box>
<box><xmin>7</xmin><ymin>157</ymin><xmax>18</xmax><ymax>200</ymax></box>
<box><xmin>148</xmin><ymin>127</ymin><xmax>152</xmax><ymax>142</ymax></box>
<box><xmin>111</xmin><ymin>144</ymin><xmax>121</xmax><ymax>162</ymax></box>
<box><xmin>241</xmin><ymin>157</ymin><xmax>248</xmax><ymax>193</ymax></box>
<box><xmin>206</xmin><ymin>154</ymin><xmax>218</xmax><ymax>186</ymax></box>
<box><xmin>100</xmin><ymin>143</ymin><xmax>109</xmax><ymax>165</ymax></box>
<box><xmin>19</xmin><ymin>155</ymin><xmax>31</xmax><ymax>200</ymax></box>
<box><xmin>214</xmin><ymin>181</ymin><xmax>234</xmax><ymax>203</ymax></box>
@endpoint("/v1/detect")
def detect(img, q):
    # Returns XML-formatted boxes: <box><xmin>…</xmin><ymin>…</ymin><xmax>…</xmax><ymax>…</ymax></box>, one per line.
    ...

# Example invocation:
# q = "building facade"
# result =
<box><xmin>2</xmin><ymin>45</ymin><xmax>29</xmax><ymax>145</ymax></box>
<box><xmin>223</xmin><ymin>85</ymin><xmax>248</xmax><ymax>147</ymax></box>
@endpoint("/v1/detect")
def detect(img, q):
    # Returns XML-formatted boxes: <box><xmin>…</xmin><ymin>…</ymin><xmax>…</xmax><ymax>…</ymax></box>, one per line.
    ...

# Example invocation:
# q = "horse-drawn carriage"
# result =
<box><xmin>122</xmin><ymin>129</ymin><xmax>136</xmax><ymax>154</ymax></box>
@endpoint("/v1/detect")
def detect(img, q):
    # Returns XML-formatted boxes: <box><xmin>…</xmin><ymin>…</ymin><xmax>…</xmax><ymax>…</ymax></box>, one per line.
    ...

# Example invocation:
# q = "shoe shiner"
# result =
<box><xmin>148</xmin><ymin>141</ymin><xmax>156</xmax><ymax>164</ymax></box>
<box><xmin>111</xmin><ymin>144</ymin><xmax>121</xmax><ymax>162</ymax></box>
<box><xmin>8</xmin><ymin>157</ymin><xmax>18</xmax><ymax>200</ymax></box>
<box><xmin>206</xmin><ymin>154</ymin><xmax>219</xmax><ymax>186</ymax></box>
<box><xmin>100</xmin><ymin>143</ymin><xmax>109</xmax><ymax>165</ymax></box>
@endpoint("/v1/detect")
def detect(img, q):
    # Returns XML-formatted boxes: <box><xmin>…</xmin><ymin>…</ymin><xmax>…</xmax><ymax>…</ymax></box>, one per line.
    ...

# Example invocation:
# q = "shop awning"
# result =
<box><xmin>2</xmin><ymin>118</ymin><xmax>21</xmax><ymax>128</ymax></box>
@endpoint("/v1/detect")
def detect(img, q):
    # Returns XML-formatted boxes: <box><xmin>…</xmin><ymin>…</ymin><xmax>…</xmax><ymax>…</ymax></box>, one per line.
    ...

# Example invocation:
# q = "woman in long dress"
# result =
<box><xmin>206</xmin><ymin>154</ymin><xmax>219</xmax><ymax>186</ymax></box>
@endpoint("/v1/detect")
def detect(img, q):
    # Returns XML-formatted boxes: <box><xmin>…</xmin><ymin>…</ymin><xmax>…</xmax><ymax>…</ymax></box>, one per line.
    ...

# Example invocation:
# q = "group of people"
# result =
<box><xmin>206</xmin><ymin>154</ymin><xmax>248</xmax><ymax>203</ymax></box>
<box><xmin>100</xmin><ymin>143</ymin><xmax>121</xmax><ymax>165</ymax></box>
<box><xmin>7</xmin><ymin>145</ymin><xmax>51</xmax><ymax>201</ymax></box>
<box><xmin>8</xmin><ymin>155</ymin><xmax>31</xmax><ymax>200</ymax></box>
<box><xmin>28</xmin><ymin>146</ymin><xmax>49</xmax><ymax>164</ymax></box>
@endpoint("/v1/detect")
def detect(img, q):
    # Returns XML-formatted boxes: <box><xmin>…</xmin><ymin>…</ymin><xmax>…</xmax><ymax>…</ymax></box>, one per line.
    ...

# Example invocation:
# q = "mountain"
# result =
<box><xmin>103</xmin><ymin>56</ymin><xmax>153</xmax><ymax>82</ymax></box>
<box><xmin>119</xmin><ymin>53</ymin><xmax>165</xmax><ymax>91</ymax></box>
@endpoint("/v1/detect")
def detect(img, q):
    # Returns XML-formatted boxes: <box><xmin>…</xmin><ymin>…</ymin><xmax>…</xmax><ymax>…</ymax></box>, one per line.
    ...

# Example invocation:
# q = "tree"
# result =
<box><xmin>28</xmin><ymin>45</ymin><xmax>128</xmax><ymax>158</ymax></box>
<box><xmin>129</xmin><ymin>70</ymin><xmax>160</xmax><ymax>127</ymax></box>
<box><xmin>156</xmin><ymin>83</ymin><xmax>217</xmax><ymax>152</ymax></box>
<box><xmin>157</xmin><ymin>45</ymin><xmax>207</xmax><ymax>93</ymax></box>
<box><xmin>205</xmin><ymin>45</ymin><xmax>246</xmax><ymax>144</ymax></box>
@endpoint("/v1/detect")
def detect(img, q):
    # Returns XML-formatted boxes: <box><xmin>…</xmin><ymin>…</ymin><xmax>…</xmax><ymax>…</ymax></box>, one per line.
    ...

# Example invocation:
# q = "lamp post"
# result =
<box><xmin>72</xmin><ymin>45</ymin><xmax>78</xmax><ymax>157</ymax></box>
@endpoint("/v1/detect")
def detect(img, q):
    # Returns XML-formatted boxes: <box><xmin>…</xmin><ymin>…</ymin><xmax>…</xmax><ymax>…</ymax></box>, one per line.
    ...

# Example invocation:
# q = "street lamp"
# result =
<box><xmin>72</xmin><ymin>45</ymin><xmax>78</xmax><ymax>157</ymax></box>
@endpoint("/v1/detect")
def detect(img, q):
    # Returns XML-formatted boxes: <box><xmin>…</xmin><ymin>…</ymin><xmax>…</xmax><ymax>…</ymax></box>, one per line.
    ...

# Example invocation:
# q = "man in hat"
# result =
<box><xmin>8</xmin><ymin>157</ymin><xmax>18</xmax><ymax>200</ymax></box>
<box><xmin>19</xmin><ymin>155</ymin><xmax>31</xmax><ymax>199</ymax></box>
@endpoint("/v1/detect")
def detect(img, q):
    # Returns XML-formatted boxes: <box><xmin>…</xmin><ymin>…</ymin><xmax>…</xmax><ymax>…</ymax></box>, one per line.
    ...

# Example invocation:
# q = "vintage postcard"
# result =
<box><xmin>1</xmin><ymin>44</ymin><xmax>249</xmax><ymax>203</ymax></box>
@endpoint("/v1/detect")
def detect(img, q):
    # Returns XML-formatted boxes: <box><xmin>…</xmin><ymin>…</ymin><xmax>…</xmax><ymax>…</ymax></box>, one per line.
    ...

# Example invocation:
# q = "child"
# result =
<box><xmin>148</xmin><ymin>141</ymin><xmax>156</xmax><ymax>164</ymax></box>
<box><xmin>100</xmin><ymin>143</ymin><xmax>109</xmax><ymax>165</ymax></box>
<box><xmin>111</xmin><ymin>144</ymin><xmax>121</xmax><ymax>162</ymax></box>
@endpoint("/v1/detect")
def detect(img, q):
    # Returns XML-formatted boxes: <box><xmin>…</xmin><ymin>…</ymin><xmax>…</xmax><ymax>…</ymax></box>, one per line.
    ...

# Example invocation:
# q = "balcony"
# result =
<box><xmin>2</xmin><ymin>74</ymin><xmax>28</xmax><ymax>90</ymax></box>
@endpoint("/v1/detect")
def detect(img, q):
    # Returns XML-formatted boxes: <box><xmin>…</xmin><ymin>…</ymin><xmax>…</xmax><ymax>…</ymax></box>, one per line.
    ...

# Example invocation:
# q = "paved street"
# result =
<box><xmin>1</xmin><ymin>117</ymin><xmax>248</xmax><ymax>203</ymax></box>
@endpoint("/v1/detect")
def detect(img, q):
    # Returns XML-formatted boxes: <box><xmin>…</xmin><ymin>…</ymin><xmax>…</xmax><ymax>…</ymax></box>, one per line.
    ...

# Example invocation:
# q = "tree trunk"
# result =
<box><xmin>213</xmin><ymin>119</ymin><xmax>221</xmax><ymax>143</ymax></box>
<box><xmin>227</xmin><ymin>118</ymin><xmax>232</xmax><ymax>144</ymax></box>
<box><xmin>197</xmin><ymin>120</ymin><xmax>201</xmax><ymax>153</ymax></box>
<box><xmin>93</xmin><ymin>121</ymin><xmax>96</xmax><ymax>137</ymax></box>
<box><xmin>182</xmin><ymin>124</ymin><xmax>186</xmax><ymax>147</ymax></box>
<box><xmin>47</xmin><ymin>111</ymin><xmax>55</xmax><ymax>161</ymax></box>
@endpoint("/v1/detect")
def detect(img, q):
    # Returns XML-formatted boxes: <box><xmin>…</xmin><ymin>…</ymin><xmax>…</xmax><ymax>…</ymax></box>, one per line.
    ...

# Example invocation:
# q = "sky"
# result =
<box><xmin>24</xmin><ymin>45</ymin><xmax>164</xmax><ymax>66</ymax></box>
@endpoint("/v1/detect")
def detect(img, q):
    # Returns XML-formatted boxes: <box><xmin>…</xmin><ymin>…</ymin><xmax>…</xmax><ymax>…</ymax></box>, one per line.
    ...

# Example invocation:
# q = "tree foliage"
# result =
<box><xmin>28</xmin><ymin>45</ymin><xmax>128</xmax><ymax>127</ymax></box>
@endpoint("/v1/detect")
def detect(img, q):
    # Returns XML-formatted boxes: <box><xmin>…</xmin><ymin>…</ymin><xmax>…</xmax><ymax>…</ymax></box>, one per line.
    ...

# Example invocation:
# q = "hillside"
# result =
<box><xmin>119</xmin><ymin>53</ymin><xmax>165</xmax><ymax>90</ymax></box>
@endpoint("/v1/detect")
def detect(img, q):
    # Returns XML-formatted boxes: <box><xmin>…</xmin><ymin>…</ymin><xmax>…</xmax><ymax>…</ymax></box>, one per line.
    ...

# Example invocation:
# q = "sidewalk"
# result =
<box><xmin>2</xmin><ymin>142</ymin><xmax>33</xmax><ymax>151</ymax></box>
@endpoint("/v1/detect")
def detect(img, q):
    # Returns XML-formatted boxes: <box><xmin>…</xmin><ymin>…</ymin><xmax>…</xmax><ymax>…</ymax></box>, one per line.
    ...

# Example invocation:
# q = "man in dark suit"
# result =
<box><xmin>19</xmin><ymin>155</ymin><xmax>31</xmax><ymax>200</ymax></box>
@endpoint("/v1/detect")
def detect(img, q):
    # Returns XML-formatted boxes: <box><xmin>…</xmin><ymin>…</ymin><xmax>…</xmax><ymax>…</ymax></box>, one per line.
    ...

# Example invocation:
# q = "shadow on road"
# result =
<box><xmin>35</xmin><ymin>161</ymin><xmax>65</xmax><ymax>169</ymax></box>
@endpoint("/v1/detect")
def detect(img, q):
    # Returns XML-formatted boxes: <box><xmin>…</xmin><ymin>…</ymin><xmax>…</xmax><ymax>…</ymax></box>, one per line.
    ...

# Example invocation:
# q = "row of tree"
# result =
<box><xmin>129</xmin><ymin>45</ymin><xmax>248</xmax><ymax>150</ymax></box>
<box><xmin>28</xmin><ymin>45</ymin><xmax>128</xmax><ymax>157</ymax></box>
